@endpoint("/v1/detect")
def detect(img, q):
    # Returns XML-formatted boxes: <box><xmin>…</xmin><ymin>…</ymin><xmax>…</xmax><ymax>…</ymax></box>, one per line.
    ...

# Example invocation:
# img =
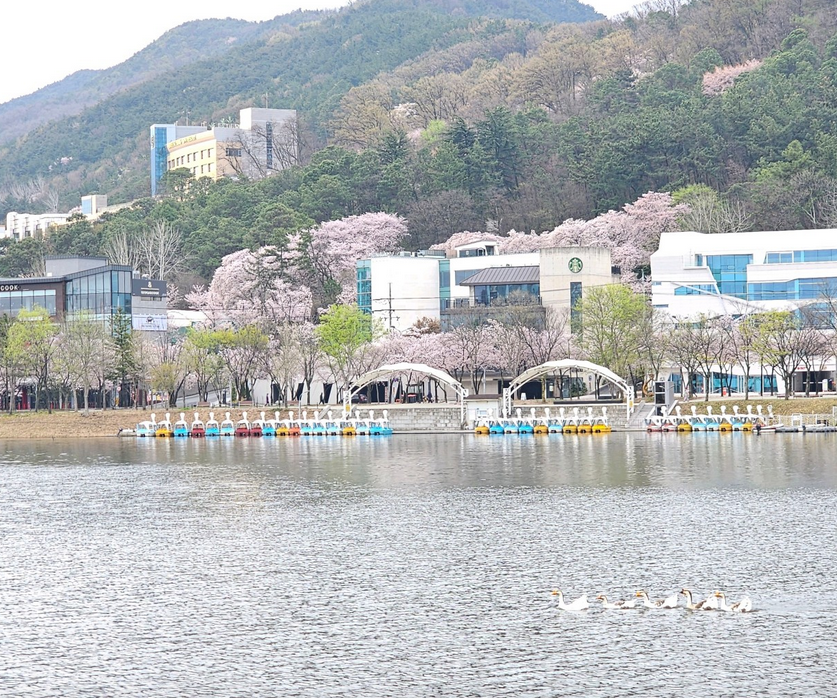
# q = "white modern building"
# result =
<box><xmin>3</xmin><ymin>212</ymin><xmax>72</xmax><ymax>241</ymax></box>
<box><xmin>357</xmin><ymin>240</ymin><xmax>618</xmax><ymax>332</ymax></box>
<box><xmin>651</xmin><ymin>229</ymin><xmax>837</xmax><ymax>317</ymax></box>
<box><xmin>3</xmin><ymin>195</ymin><xmax>119</xmax><ymax>241</ymax></box>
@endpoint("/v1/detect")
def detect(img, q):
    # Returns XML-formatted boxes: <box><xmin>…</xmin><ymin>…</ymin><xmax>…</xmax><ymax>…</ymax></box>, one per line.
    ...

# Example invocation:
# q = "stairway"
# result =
<box><xmin>621</xmin><ymin>401</ymin><xmax>655</xmax><ymax>430</ymax></box>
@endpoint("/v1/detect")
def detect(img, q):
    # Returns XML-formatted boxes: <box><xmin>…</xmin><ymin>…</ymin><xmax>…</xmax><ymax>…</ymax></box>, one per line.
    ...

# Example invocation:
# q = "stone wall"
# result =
<box><xmin>365</xmin><ymin>405</ymin><xmax>465</xmax><ymax>432</ymax></box>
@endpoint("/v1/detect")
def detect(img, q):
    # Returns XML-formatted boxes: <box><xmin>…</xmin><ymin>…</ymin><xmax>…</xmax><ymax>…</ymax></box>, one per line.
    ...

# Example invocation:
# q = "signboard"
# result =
<box><xmin>568</xmin><ymin>257</ymin><xmax>584</xmax><ymax>274</ymax></box>
<box><xmin>132</xmin><ymin>279</ymin><xmax>167</xmax><ymax>298</ymax></box>
<box><xmin>0</xmin><ymin>284</ymin><xmax>21</xmax><ymax>292</ymax></box>
<box><xmin>132</xmin><ymin>314</ymin><xmax>168</xmax><ymax>332</ymax></box>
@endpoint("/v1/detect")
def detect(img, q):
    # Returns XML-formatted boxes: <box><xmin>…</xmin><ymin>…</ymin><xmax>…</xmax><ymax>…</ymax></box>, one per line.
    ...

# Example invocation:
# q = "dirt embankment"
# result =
<box><xmin>0</xmin><ymin>408</ymin><xmax>308</xmax><ymax>439</ymax></box>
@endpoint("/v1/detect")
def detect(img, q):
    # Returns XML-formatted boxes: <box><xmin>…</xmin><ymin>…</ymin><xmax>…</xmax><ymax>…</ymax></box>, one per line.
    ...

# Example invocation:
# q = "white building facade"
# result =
<box><xmin>651</xmin><ymin>229</ymin><xmax>837</xmax><ymax>317</ymax></box>
<box><xmin>357</xmin><ymin>241</ymin><xmax>617</xmax><ymax>332</ymax></box>
<box><xmin>651</xmin><ymin>229</ymin><xmax>837</xmax><ymax>396</ymax></box>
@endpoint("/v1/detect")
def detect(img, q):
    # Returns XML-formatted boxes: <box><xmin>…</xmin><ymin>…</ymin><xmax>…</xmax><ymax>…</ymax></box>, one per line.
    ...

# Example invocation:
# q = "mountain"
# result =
<box><xmin>0</xmin><ymin>0</ymin><xmax>600</xmax><ymax>206</ymax></box>
<box><xmin>0</xmin><ymin>13</ymin><xmax>329</xmax><ymax>146</ymax></box>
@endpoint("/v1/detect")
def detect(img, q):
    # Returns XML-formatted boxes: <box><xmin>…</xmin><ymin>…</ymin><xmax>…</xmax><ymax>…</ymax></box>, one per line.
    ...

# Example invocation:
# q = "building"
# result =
<box><xmin>150</xmin><ymin>123</ymin><xmax>206</xmax><ymax>196</ymax></box>
<box><xmin>357</xmin><ymin>242</ymin><xmax>618</xmax><ymax>332</ymax></box>
<box><xmin>3</xmin><ymin>195</ymin><xmax>119</xmax><ymax>241</ymax></box>
<box><xmin>154</xmin><ymin>108</ymin><xmax>297</xmax><ymax>194</ymax></box>
<box><xmin>0</xmin><ymin>255</ymin><xmax>166</xmax><ymax>331</ymax></box>
<box><xmin>3</xmin><ymin>212</ymin><xmax>72</xmax><ymax>241</ymax></box>
<box><xmin>650</xmin><ymin>229</ymin><xmax>837</xmax><ymax>317</ymax></box>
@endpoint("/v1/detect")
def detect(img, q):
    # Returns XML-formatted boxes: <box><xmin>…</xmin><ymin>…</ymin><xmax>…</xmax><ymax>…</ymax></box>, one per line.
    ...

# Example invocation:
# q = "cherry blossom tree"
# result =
<box><xmin>186</xmin><ymin>247</ymin><xmax>313</xmax><ymax>329</ymax></box>
<box><xmin>433</xmin><ymin>192</ymin><xmax>687</xmax><ymax>286</ymax></box>
<box><xmin>702</xmin><ymin>60</ymin><xmax>762</xmax><ymax>96</ymax></box>
<box><xmin>291</xmin><ymin>212</ymin><xmax>409</xmax><ymax>307</ymax></box>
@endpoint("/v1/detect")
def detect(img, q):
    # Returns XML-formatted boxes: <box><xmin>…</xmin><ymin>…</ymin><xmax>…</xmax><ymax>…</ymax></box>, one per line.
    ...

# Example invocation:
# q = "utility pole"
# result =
<box><xmin>388</xmin><ymin>283</ymin><xmax>393</xmax><ymax>329</ymax></box>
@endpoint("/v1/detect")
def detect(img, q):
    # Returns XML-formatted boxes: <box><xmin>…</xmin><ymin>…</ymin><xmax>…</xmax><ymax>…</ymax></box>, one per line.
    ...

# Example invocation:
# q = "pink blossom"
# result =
<box><xmin>702</xmin><ymin>60</ymin><xmax>762</xmax><ymax>96</ymax></box>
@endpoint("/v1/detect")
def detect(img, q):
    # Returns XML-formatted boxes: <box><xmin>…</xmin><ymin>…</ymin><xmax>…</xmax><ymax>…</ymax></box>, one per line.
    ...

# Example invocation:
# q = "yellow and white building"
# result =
<box><xmin>165</xmin><ymin>107</ymin><xmax>297</xmax><ymax>184</ymax></box>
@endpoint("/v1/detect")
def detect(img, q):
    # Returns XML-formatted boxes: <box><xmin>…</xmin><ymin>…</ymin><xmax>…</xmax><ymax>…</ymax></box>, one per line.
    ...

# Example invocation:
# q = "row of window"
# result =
<box><xmin>671</xmin><ymin>276</ymin><xmax>837</xmax><ymax>301</ymax></box>
<box><xmin>66</xmin><ymin>270</ymin><xmax>132</xmax><ymax>296</ymax></box>
<box><xmin>356</xmin><ymin>262</ymin><xmax>371</xmax><ymax>314</ymax></box>
<box><xmin>168</xmin><ymin>148</ymin><xmax>216</xmax><ymax>168</ymax></box>
<box><xmin>674</xmin><ymin>284</ymin><xmax>718</xmax><ymax>296</ymax></box>
<box><xmin>766</xmin><ymin>249</ymin><xmax>837</xmax><ymax>264</ymax></box>
<box><xmin>694</xmin><ymin>250</ymin><xmax>837</xmax><ymax>269</ymax></box>
<box><xmin>473</xmin><ymin>283</ymin><xmax>539</xmax><ymax>306</ymax></box>
<box><xmin>748</xmin><ymin>277</ymin><xmax>837</xmax><ymax>301</ymax></box>
<box><xmin>0</xmin><ymin>290</ymin><xmax>57</xmax><ymax>316</ymax></box>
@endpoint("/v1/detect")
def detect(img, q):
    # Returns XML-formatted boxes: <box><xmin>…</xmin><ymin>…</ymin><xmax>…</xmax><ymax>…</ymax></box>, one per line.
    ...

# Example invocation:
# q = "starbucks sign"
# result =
<box><xmin>568</xmin><ymin>257</ymin><xmax>583</xmax><ymax>273</ymax></box>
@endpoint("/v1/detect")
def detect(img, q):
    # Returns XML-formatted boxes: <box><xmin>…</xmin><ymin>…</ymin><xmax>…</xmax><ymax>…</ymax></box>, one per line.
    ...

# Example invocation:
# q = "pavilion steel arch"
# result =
<box><xmin>345</xmin><ymin>362</ymin><xmax>469</xmax><ymax>422</ymax></box>
<box><xmin>502</xmin><ymin>359</ymin><xmax>634</xmax><ymax>418</ymax></box>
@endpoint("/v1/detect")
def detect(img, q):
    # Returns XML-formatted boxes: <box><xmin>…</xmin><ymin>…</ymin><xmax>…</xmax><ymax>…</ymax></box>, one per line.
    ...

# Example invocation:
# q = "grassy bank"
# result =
<box><xmin>676</xmin><ymin>397</ymin><xmax>837</xmax><ymax>417</ymax></box>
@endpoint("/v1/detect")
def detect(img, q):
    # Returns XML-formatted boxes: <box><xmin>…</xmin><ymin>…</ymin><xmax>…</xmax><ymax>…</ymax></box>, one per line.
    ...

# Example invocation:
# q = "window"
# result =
<box><xmin>455</xmin><ymin>270</ymin><xmax>480</xmax><ymax>285</ymax></box>
<box><xmin>225</xmin><ymin>147</ymin><xmax>242</xmax><ymax>158</ymax></box>
<box><xmin>706</xmin><ymin>254</ymin><xmax>752</xmax><ymax>298</ymax></box>
<box><xmin>356</xmin><ymin>262</ymin><xmax>371</xmax><ymax>314</ymax></box>
<box><xmin>674</xmin><ymin>284</ymin><xmax>717</xmax><ymax>296</ymax></box>
<box><xmin>570</xmin><ymin>281</ymin><xmax>582</xmax><ymax>333</ymax></box>
<box><xmin>766</xmin><ymin>252</ymin><xmax>793</xmax><ymax>264</ymax></box>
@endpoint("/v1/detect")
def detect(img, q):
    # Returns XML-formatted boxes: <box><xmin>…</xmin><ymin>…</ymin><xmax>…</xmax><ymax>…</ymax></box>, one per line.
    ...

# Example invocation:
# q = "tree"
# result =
<box><xmin>577</xmin><ymin>285</ymin><xmax>650</xmax><ymax>385</ymax></box>
<box><xmin>0</xmin><ymin>237</ymin><xmax>47</xmax><ymax>278</ymax></box>
<box><xmin>315</xmin><ymin>304</ymin><xmax>380</xmax><ymax>394</ymax></box>
<box><xmin>5</xmin><ymin>307</ymin><xmax>59</xmax><ymax>412</ymax></box>
<box><xmin>181</xmin><ymin>328</ymin><xmax>225</xmax><ymax>404</ymax></box>
<box><xmin>135</xmin><ymin>219</ymin><xmax>185</xmax><ymax>282</ymax></box>
<box><xmin>756</xmin><ymin>310</ymin><xmax>806</xmax><ymax>400</ymax></box>
<box><xmin>111</xmin><ymin>308</ymin><xmax>138</xmax><ymax>407</ymax></box>
<box><xmin>215</xmin><ymin>325</ymin><xmax>269</xmax><ymax>402</ymax></box>
<box><xmin>291</xmin><ymin>212</ymin><xmax>408</xmax><ymax>307</ymax></box>
<box><xmin>60</xmin><ymin>312</ymin><xmax>114</xmax><ymax>414</ymax></box>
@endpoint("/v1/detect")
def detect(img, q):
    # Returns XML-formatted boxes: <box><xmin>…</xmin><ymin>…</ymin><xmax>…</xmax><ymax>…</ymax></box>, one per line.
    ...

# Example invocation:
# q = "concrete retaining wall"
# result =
<box><xmin>367</xmin><ymin>405</ymin><xmax>465</xmax><ymax>432</ymax></box>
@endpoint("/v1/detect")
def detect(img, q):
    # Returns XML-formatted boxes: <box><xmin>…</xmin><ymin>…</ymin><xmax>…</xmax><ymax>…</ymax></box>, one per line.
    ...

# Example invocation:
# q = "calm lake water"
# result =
<box><xmin>1</xmin><ymin>434</ymin><xmax>835</xmax><ymax>697</ymax></box>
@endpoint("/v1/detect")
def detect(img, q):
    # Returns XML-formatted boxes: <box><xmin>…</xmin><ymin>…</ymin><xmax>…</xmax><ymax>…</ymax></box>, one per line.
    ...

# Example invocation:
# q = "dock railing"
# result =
<box><xmin>790</xmin><ymin>413</ymin><xmax>834</xmax><ymax>427</ymax></box>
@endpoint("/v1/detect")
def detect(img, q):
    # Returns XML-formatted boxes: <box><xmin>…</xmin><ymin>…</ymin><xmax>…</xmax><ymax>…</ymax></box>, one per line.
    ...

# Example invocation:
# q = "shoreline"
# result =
<box><xmin>1</xmin><ymin>397</ymin><xmax>837</xmax><ymax>439</ymax></box>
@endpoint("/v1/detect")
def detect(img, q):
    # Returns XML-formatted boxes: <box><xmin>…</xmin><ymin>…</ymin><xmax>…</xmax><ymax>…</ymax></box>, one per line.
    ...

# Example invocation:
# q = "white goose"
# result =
<box><xmin>596</xmin><ymin>594</ymin><xmax>637</xmax><ymax>609</ymax></box>
<box><xmin>552</xmin><ymin>590</ymin><xmax>589</xmax><ymax>611</ymax></box>
<box><xmin>714</xmin><ymin>591</ymin><xmax>753</xmax><ymax>613</ymax></box>
<box><xmin>680</xmin><ymin>588</ymin><xmax>717</xmax><ymax>610</ymax></box>
<box><xmin>635</xmin><ymin>590</ymin><xmax>678</xmax><ymax>608</ymax></box>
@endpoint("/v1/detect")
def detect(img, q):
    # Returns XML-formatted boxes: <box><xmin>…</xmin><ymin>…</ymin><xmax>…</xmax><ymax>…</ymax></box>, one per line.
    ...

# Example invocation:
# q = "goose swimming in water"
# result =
<box><xmin>596</xmin><ymin>594</ymin><xmax>637</xmax><ymax>609</ymax></box>
<box><xmin>680</xmin><ymin>588</ymin><xmax>719</xmax><ymax>610</ymax></box>
<box><xmin>552</xmin><ymin>590</ymin><xmax>589</xmax><ymax>611</ymax></box>
<box><xmin>635</xmin><ymin>590</ymin><xmax>678</xmax><ymax>608</ymax></box>
<box><xmin>714</xmin><ymin>591</ymin><xmax>753</xmax><ymax>613</ymax></box>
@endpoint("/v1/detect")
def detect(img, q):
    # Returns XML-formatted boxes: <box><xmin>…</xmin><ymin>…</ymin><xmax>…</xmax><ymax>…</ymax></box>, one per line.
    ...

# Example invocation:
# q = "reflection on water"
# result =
<box><xmin>0</xmin><ymin>434</ymin><xmax>835</xmax><ymax>696</ymax></box>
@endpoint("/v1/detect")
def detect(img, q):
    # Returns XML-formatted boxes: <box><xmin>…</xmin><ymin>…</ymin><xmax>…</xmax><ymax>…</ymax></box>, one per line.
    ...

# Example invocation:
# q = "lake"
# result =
<box><xmin>1</xmin><ymin>434</ymin><xmax>835</xmax><ymax>696</ymax></box>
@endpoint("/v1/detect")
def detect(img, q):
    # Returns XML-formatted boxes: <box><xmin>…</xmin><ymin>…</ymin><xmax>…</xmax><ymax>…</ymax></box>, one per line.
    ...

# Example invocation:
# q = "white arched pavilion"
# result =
<box><xmin>502</xmin><ymin>359</ymin><xmax>634</xmax><ymax>417</ymax></box>
<box><xmin>345</xmin><ymin>362</ymin><xmax>469</xmax><ymax>421</ymax></box>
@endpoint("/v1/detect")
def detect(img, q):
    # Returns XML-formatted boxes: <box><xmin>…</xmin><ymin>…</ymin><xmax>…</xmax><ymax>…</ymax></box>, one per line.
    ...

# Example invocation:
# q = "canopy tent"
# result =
<box><xmin>502</xmin><ymin>359</ymin><xmax>634</xmax><ymax>417</ymax></box>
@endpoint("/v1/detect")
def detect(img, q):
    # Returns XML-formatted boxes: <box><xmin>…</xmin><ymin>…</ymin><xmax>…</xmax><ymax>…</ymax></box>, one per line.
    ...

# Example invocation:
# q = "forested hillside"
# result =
<box><xmin>1</xmin><ymin>0</ymin><xmax>836</xmax><ymax>294</ymax></box>
<box><xmin>0</xmin><ymin>14</ymin><xmax>327</xmax><ymax>146</ymax></box>
<box><xmin>0</xmin><ymin>0</ymin><xmax>600</xmax><ymax>210</ymax></box>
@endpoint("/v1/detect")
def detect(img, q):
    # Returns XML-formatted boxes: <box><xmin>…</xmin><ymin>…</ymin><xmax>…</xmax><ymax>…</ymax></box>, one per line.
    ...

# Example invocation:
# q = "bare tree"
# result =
<box><xmin>221</xmin><ymin>117</ymin><xmax>302</xmax><ymax>180</ymax></box>
<box><xmin>102</xmin><ymin>228</ymin><xmax>138</xmax><ymax>268</ymax></box>
<box><xmin>680</xmin><ymin>192</ymin><xmax>751</xmax><ymax>233</ymax></box>
<box><xmin>135</xmin><ymin>220</ymin><xmax>185</xmax><ymax>282</ymax></box>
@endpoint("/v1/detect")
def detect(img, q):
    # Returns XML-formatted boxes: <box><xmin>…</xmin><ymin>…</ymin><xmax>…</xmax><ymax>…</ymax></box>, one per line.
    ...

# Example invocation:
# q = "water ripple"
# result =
<box><xmin>0</xmin><ymin>435</ymin><xmax>835</xmax><ymax>696</ymax></box>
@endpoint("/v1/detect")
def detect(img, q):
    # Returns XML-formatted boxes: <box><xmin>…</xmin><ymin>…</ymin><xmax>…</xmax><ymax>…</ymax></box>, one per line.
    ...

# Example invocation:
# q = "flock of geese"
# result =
<box><xmin>552</xmin><ymin>589</ymin><xmax>753</xmax><ymax>613</ymax></box>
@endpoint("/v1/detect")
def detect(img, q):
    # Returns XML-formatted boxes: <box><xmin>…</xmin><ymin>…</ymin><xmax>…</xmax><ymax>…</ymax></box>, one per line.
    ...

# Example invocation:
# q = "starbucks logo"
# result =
<box><xmin>568</xmin><ymin>257</ymin><xmax>583</xmax><ymax>273</ymax></box>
